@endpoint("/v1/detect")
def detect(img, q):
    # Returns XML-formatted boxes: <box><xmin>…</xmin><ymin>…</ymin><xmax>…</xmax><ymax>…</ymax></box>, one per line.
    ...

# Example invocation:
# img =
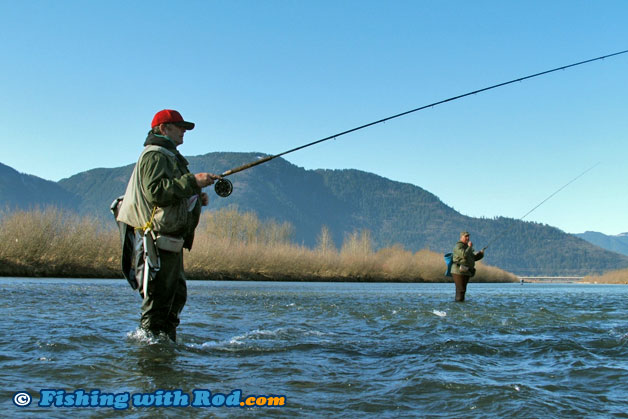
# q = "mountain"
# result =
<box><xmin>56</xmin><ymin>165</ymin><xmax>135</xmax><ymax>216</ymax></box>
<box><xmin>2</xmin><ymin>155</ymin><xmax>628</xmax><ymax>276</ymax></box>
<box><xmin>0</xmin><ymin>162</ymin><xmax>80</xmax><ymax>211</ymax></box>
<box><xmin>575</xmin><ymin>231</ymin><xmax>628</xmax><ymax>256</ymax></box>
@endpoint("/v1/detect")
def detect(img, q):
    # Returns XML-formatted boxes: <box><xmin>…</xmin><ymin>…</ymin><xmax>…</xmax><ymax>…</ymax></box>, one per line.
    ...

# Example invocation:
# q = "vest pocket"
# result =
<box><xmin>153</xmin><ymin>201</ymin><xmax>188</xmax><ymax>234</ymax></box>
<box><xmin>155</xmin><ymin>234</ymin><xmax>185</xmax><ymax>252</ymax></box>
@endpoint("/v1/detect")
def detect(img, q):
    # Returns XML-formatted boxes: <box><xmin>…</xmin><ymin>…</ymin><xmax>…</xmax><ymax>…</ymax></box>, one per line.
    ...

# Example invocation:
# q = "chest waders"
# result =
<box><xmin>114</xmin><ymin>141</ymin><xmax>195</xmax><ymax>342</ymax></box>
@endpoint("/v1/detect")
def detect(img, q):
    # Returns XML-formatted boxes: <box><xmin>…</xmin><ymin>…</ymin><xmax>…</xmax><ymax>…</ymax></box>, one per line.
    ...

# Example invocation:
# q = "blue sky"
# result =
<box><xmin>1</xmin><ymin>0</ymin><xmax>626</xmax><ymax>235</ymax></box>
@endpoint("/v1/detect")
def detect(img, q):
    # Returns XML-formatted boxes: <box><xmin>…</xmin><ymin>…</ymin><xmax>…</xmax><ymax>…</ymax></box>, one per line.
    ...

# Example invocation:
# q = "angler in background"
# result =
<box><xmin>451</xmin><ymin>231</ymin><xmax>484</xmax><ymax>302</ymax></box>
<box><xmin>115</xmin><ymin>109</ymin><xmax>220</xmax><ymax>342</ymax></box>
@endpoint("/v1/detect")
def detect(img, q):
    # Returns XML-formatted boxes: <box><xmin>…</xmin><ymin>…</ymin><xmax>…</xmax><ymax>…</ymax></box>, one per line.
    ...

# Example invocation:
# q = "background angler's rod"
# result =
<box><xmin>480</xmin><ymin>162</ymin><xmax>601</xmax><ymax>251</ymax></box>
<box><xmin>213</xmin><ymin>49</ymin><xmax>628</xmax><ymax>197</ymax></box>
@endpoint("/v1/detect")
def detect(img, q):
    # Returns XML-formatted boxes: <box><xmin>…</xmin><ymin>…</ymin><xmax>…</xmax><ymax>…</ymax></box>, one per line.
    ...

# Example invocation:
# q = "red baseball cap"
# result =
<box><xmin>151</xmin><ymin>109</ymin><xmax>195</xmax><ymax>130</ymax></box>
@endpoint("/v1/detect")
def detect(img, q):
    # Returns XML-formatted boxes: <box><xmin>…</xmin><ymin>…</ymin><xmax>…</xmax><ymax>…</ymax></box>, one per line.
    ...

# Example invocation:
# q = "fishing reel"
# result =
<box><xmin>214</xmin><ymin>178</ymin><xmax>233</xmax><ymax>197</ymax></box>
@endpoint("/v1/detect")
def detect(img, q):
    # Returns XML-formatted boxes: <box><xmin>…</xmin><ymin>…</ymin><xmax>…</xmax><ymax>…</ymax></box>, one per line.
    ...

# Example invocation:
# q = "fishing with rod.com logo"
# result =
<box><xmin>12</xmin><ymin>388</ymin><xmax>286</xmax><ymax>409</ymax></box>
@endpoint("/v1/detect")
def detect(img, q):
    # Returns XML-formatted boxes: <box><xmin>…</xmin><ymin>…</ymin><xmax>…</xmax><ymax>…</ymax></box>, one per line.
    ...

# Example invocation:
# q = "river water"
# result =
<box><xmin>0</xmin><ymin>278</ymin><xmax>626</xmax><ymax>418</ymax></box>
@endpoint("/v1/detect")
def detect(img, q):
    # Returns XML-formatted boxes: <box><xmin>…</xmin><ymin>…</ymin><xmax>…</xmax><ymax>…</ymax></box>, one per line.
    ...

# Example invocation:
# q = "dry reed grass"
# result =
<box><xmin>0</xmin><ymin>207</ymin><xmax>517</xmax><ymax>282</ymax></box>
<box><xmin>0</xmin><ymin>208</ymin><xmax>119</xmax><ymax>277</ymax></box>
<box><xmin>583</xmin><ymin>268</ymin><xmax>628</xmax><ymax>284</ymax></box>
<box><xmin>187</xmin><ymin>209</ymin><xmax>517</xmax><ymax>282</ymax></box>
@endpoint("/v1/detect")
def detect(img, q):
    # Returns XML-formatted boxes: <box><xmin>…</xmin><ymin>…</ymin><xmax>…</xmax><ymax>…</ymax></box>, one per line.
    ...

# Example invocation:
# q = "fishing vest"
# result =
<box><xmin>117</xmin><ymin>145</ymin><xmax>190</xmax><ymax>235</ymax></box>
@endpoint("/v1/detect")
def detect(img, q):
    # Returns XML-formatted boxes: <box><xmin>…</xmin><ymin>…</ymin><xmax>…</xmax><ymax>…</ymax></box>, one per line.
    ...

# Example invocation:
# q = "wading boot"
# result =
<box><xmin>166</xmin><ymin>328</ymin><xmax>176</xmax><ymax>343</ymax></box>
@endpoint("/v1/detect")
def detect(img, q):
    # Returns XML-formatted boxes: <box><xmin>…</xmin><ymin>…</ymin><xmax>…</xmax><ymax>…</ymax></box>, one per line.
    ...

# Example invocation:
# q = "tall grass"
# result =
<box><xmin>583</xmin><ymin>268</ymin><xmax>628</xmax><ymax>284</ymax></box>
<box><xmin>0</xmin><ymin>207</ymin><xmax>517</xmax><ymax>282</ymax></box>
<box><xmin>0</xmin><ymin>208</ymin><xmax>119</xmax><ymax>277</ymax></box>
<box><xmin>187</xmin><ymin>209</ymin><xmax>517</xmax><ymax>282</ymax></box>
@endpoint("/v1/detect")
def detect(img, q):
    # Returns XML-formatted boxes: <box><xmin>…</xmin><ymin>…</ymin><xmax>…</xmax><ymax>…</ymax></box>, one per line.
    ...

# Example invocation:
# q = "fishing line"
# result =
<box><xmin>213</xmin><ymin>49</ymin><xmax>627</xmax><ymax>197</ymax></box>
<box><xmin>481</xmin><ymin>162</ymin><xmax>601</xmax><ymax>250</ymax></box>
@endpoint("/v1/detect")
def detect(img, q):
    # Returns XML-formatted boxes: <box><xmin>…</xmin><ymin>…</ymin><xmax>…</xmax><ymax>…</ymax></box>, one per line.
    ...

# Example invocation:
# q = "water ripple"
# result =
<box><xmin>1</xmin><ymin>279</ymin><xmax>627</xmax><ymax>418</ymax></box>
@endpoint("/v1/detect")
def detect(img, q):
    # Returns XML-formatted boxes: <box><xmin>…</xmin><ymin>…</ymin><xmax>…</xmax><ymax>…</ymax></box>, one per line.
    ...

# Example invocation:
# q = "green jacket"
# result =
<box><xmin>117</xmin><ymin>132</ymin><xmax>202</xmax><ymax>249</ymax></box>
<box><xmin>451</xmin><ymin>241</ymin><xmax>484</xmax><ymax>277</ymax></box>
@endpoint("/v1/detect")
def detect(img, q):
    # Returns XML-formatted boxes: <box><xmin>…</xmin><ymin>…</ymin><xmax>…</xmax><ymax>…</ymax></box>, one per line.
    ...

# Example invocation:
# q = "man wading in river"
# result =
<box><xmin>451</xmin><ymin>231</ymin><xmax>484</xmax><ymax>302</ymax></box>
<box><xmin>116</xmin><ymin>109</ymin><xmax>220</xmax><ymax>341</ymax></box>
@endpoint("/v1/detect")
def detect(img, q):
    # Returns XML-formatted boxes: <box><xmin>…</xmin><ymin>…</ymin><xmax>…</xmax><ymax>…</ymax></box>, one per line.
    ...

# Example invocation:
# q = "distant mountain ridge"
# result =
<box><xmin>2</xmin><ymin>155</ymin><xmax>628</xmax><ymax>276</ymax></box>
<box><xmin>0</xmin><ymin>162</ymin><xmax>80</xmax><ymax>211</ymax></box>
<box><xmin>575</xmin><ymin>231</ymin><xmax>628</xmax><ymax>256</ymax></box>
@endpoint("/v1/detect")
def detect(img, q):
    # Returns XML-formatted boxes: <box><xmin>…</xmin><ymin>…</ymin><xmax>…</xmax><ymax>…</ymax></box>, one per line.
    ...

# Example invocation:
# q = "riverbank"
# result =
<box><xmin>0</xmin><ymin>208</ymin><xmax>518</xmax><ymax>282</ymax></box>
<box><xmin>583</xmin><ymin>268</ymin><xmax>628</xmax><ymax>284</ymax></box>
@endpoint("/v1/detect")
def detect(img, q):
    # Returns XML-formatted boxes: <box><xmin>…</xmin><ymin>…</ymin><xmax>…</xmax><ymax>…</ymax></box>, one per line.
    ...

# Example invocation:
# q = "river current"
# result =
<box><xmin>1</xmin><ymin>278</ymin><xmax>626</xmax><ymax>418</ymax></box>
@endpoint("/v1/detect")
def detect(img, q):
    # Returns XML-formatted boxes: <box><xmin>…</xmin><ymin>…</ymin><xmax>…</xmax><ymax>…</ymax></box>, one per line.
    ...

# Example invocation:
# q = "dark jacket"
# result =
<box><xmin>140</xmin><ymin>132</ymin><xmax>202</xmax><ymax>249</ymax></box>
<box><xmin>451</xmin><ymin>241</ymin><xmax>484</xmax><ymax>277</ymax></box>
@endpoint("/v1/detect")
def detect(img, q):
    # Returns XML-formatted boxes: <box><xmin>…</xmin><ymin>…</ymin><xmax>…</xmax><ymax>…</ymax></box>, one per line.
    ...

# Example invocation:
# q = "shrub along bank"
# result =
<box><xmin>0</xmin><ymin>208</ymin><xmax>518</xmax><ymax>282</ymax></box>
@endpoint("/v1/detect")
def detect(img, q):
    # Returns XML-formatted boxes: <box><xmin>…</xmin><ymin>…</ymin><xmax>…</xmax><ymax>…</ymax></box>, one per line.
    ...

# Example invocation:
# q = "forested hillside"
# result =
<box><xmin>576</xmin><ymin>231</ymin><xmax>628</xmax><ymax>256</ymax></box>
<box><xmin>0</xmin><ymin>162</ymin><xmax>79</xmax><ymax>211</ymax></box>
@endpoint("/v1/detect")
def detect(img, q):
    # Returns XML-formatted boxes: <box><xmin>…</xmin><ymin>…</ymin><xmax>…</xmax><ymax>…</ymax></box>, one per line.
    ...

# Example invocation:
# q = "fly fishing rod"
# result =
<box><xmin>213</xmin><ymin>49</ymin><xmax>628</xmax><ymax>197</ymax></box>
<box><xmin>480</xmin><ymin>162</ymin><xmax>601</xmax><ymax>251</ymax></box>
